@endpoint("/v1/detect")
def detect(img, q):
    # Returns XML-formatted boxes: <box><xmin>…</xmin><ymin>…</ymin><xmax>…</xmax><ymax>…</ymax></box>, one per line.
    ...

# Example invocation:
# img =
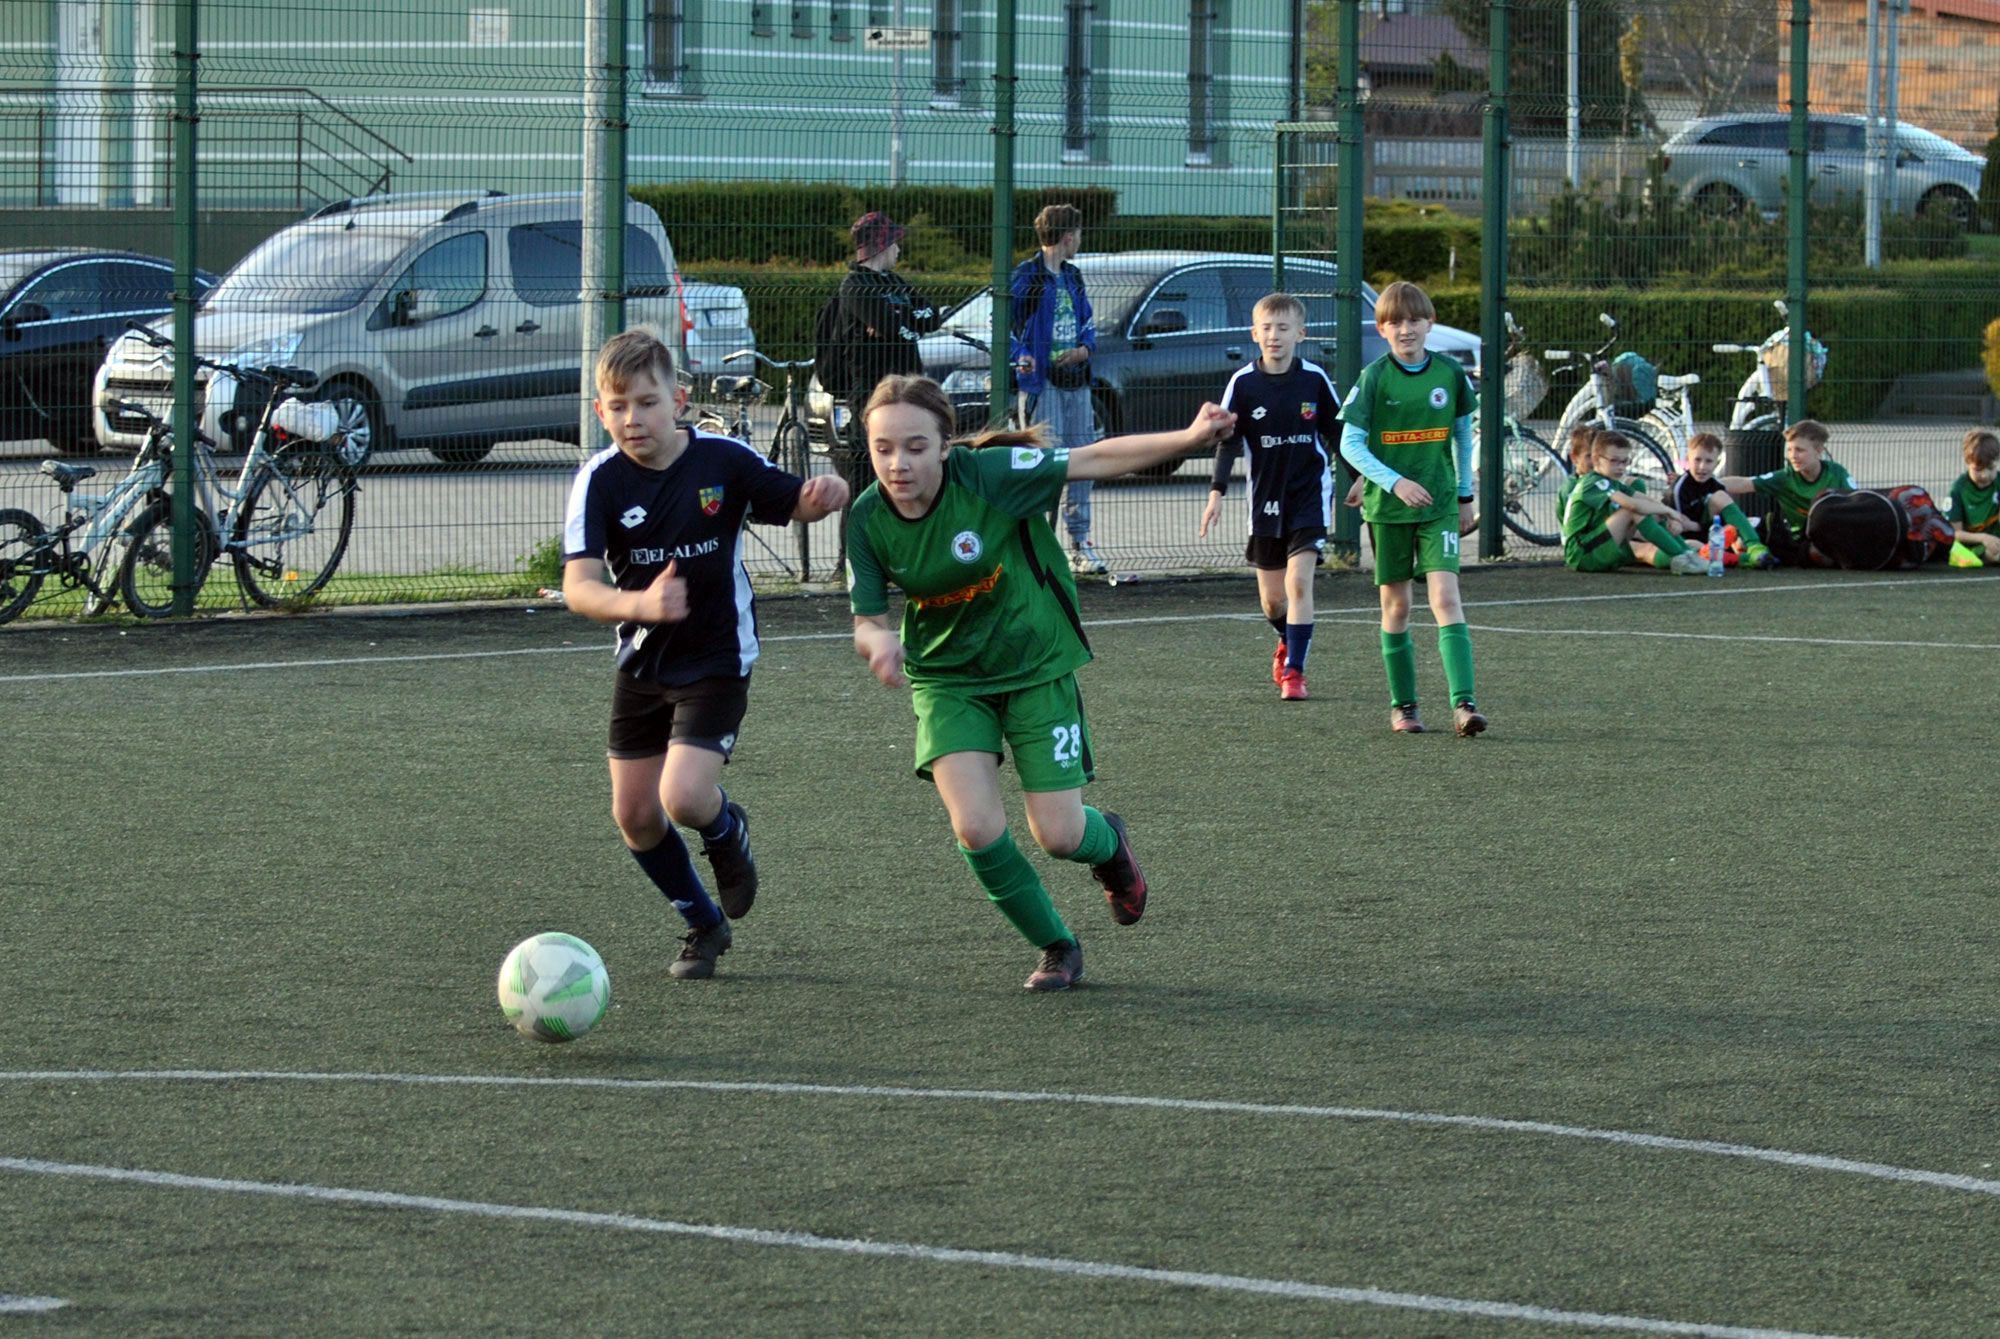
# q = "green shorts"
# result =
<box><xmin>911</xmin><ymin>674</ymin><xmax>1096</xmax><ymax>792</ymax></box>
<box><xmin>1370</xmin><ymin>516</ymin><xmax>1462</xmax><ymax>585</ymax></box>
<box><xmin>1565</xmin><ymin>528</ymin><xmax>1634</xmax><ymax>573</ymax></box>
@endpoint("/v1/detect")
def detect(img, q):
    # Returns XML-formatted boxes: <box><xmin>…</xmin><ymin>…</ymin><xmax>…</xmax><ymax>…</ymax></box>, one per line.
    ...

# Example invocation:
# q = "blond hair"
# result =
<box><xmin>1373</xmin><ymin>280</ymin><xmax>1435</xmax><ymax>324</ymax></box>
<box><xmin>1783</xmin><ymin>418</ymin><xmax>1830</xmax><ymax>449</ymax></box>
<box><xmin>1252</xmin><ymin>291</ymin><xmax>1306</xmax><ymax>326</ymax></box>
<box><xmin>1686</xmin><ymin>431</ymin><xmax>1723</xmax><ymax>457</ymax></box>
<box><xmin>594</xmin><ymin>325</ymin><xmax>676</xmax><ymax>395</ymax></box>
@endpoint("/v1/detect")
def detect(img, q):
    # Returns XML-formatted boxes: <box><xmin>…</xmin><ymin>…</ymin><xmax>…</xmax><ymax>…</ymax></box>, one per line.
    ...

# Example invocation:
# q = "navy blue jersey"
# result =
<box><xmin>1665</xmin><ymin>472</ymin><xmax>1726</xmax><ymax>528</ymax></box>
<box><xmin>563</xmin><ymin>427</ymin><xmax>804</xmax><ymax>685</ymax></box>
<box><xmin>1211</xmin><ymin>359</ymin><xmax>1339</xmax><ymax>537</ymax></box>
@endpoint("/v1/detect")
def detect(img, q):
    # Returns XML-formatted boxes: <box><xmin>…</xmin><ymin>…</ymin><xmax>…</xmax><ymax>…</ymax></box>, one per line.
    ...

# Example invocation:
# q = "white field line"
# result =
<box><xmin>7</xmin><ymin>1070</ymin><xmax>1996</xmax><ymax>1200</ymax></box>
<box><xmin>0</xmin><ymin>1295</ymin><xmax>68</xmax><ymax>1314</ymax></box>
<box><xmin>3</xmin><ymin>571</ymin><xmax>1996</xmax><ymax>685</ymax></box>
<box><xmin>0</xmin><ymin>1155</ymin><xmax>1855</xmax><ymax>1339</ymax></box>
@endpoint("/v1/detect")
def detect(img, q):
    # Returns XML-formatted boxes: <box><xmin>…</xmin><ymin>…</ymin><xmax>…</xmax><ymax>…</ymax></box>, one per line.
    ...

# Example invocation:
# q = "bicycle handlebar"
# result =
<box><xmin>722</xmin><ymin>348</ymin><xmax>815</xmax><ymax>372</ymax></box>
<box><xmin>123</xmin><ymin>321</ymin><xmax>320</xmax><ymax>390</ymax></box>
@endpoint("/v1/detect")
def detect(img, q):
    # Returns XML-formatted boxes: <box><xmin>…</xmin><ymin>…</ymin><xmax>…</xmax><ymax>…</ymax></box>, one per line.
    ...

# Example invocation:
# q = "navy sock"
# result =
<box><xmin>1284</xmin><ymin>622</ymin><xmax>1315</xmax><ymax>672</ymax></box>
<box><xmin>1267</xmin><ymin>614</ymin><xmax>1286</xmax><ymax>637</ymax></box>
<box><xmin>630</xmin><ymin>830</ymin><xmax>722</xmax><ymax>929</ymax></box>
<box><xmin>697</xmin><ymin>788</ymin><xmax>735</xmax><ymax>846</ymax></box>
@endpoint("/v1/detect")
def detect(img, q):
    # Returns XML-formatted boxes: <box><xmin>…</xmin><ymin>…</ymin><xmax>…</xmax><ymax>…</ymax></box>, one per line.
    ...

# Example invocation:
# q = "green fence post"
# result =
<box><xmin>1787</xmin><ymin>0</ymin><xmax>1811</xmax><ymax>417</ymax></box>
<box><xmin>171</xmin><ymin>0</ymin><xmax>198</xmax><ymax>616</ymax></box>
<box><xmin>1332</xmin><ymin>0</ymin><xmax>1364</xmax><ymax>562</ymax></box>
<box><xmin>606</xmin><ymin>0</ymin><xmax>627</xmax><ymax>341</ymax></box>
<box><xmin>1478</xmin><ymin>0</ymin><xmax>1511</xmax><ymax>561</ymax></box>
<box><xmin>987</xmin><ymin>0</ymin><xmax>1017</xmax><ymax>428</ymax></box>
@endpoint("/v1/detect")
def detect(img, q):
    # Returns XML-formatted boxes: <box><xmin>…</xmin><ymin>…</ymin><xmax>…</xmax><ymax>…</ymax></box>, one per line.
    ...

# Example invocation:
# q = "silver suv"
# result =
<box><xmin>1660</xmin><ymin>113</ymin><xmax>1982</xmax><ymax>224</ymax></box>
<box><xmin>92</xmin><ymin>192</ymin><xmax>684</xmax><ymax>465</ymax></box>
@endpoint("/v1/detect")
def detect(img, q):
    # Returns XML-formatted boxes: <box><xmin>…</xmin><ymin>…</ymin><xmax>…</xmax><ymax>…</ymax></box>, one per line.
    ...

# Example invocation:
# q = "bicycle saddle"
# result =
<box><xmin>711</xmin><ymin>375</ymin><xmax>765</xmax><ymax>400</ymax></box>
<box><xmin>39</xmin><ymin>461</ymin><xmax>97</xmax><ymax>491</ymax></box>
<box><xmin>264</xmin><ymin>364</ymin><xmax>318</xmax><ymax>387</ymax></box>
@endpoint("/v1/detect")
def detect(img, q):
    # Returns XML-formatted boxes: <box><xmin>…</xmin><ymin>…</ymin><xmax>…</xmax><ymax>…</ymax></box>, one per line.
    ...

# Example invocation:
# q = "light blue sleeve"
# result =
<box><xmin>1454</xmin><ymin>414</ymin><xmax>1475</xmax><ymax>498</ymax></box>
<box><xmin>1339</xmin><ymin>421</ymin><xmax>1402</xmax><ymax>492</ymax></box>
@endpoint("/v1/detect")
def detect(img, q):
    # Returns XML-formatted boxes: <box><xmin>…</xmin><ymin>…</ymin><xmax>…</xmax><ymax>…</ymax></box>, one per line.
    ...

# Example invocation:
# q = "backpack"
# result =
<box><xmin>1608</xmin><ymin>351</ymin><xmax>1658</xmax><ymax>417</ymax></box>
<box><xmin>1804</xmin><ymin>486</ymin><xmax>1954</xmax><ymax>570</ymax></box>
<box><xmin>812</xmin><ymin>292</ymin><xmax>854</xmax><ymax>398</ymax></box>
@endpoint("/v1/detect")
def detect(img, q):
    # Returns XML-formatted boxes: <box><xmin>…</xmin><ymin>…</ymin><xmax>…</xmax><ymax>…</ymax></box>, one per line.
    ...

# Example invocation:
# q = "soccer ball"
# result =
<box><xmin>497</xmin><ymin>933</ymin><xmax>611</xmax><ymax>1043</ymax></box>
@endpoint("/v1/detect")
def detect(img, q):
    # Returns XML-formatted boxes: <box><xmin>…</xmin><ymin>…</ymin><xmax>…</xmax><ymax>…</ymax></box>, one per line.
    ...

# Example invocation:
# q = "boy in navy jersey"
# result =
<box><xmin>1199</xmin><ymin>292</ymin><xmax>1339</xmax><ymax>701</ymax></box>
<box><xmin>563</xmin><ymin>328</ymin><xmax>849</xmax><ymax>980</ymax></box>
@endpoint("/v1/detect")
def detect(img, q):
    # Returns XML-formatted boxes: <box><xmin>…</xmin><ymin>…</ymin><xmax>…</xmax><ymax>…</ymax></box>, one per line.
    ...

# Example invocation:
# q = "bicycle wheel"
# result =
<box><xmin>0</xmin><ymin>508</ymin><xmax>48</xmax><ymax>624</ymax></box>
<box><xmin>230</xmin><ymin>449</ymin><xmax>356</xmax><ymax>608</ymax></box>
<box><xmin>1486</xmin><ymin>426</ymin><xmax>1569</xmax><ymax>547</ymax></box>
<box><xmin>118</xmin><ymin>500</ymin><xmax>218</xmax><ymax>619</ymax></box>
<box><xmin>772</xmin><ymin>416</ymin><xmax>814</xmax><ymax>581</ymax></box>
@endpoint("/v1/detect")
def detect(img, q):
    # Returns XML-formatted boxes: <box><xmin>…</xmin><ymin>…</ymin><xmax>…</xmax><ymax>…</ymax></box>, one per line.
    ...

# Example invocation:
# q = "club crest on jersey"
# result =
<box><xmin>951</xmin><ymin>530</ymin><xmax>984</xmax><ymax>563</ymax></box>
<box><xmin>1010</xmin><ymin>447</ymin><xmax>1044</xmax><ymax>470</ymax></box>
<box><xmin>619</xmin><ymin>505</ymin><xmax>647</xmax><ymax>528</ymax></box>
<box><xmin>698</xmin><ymin>485</ymin><xmax>723</xmax><ymax>516</ymax></box>
<box><xmin>1428</xmin><ymin>386</ymin><xmax>1449</xmax><ymax>409</ymax></box>
<box><xmin>1300</xmin><ymin>401</ymin><xmax>1317</xmax><ymax>421</ymax></box>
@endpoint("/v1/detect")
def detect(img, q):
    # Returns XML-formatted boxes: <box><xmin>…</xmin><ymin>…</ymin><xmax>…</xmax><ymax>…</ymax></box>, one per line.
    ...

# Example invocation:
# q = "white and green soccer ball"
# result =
<box><xmin>497</xmin><ymin>933</ymin><xmax>610</xmax><ymax>1043</ymax></box>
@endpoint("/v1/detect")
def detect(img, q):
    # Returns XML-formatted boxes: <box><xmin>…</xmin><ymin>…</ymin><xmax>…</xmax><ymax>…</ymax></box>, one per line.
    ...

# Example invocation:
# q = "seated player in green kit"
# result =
<box><xmin>1562</xmin><ymin>430</ymin><xmax>1710</xmax><ymax>576</ymax></box>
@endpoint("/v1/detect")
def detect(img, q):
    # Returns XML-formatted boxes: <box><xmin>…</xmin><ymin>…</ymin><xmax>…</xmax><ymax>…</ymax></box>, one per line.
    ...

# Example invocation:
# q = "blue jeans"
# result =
<box><xmin>1026</xmin><ymin>383</ymin><xmax>1098</xmax><ymax>545</ymax></box>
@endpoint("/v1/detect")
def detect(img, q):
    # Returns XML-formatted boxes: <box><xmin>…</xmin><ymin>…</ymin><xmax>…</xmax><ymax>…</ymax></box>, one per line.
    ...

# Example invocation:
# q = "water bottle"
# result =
<box><xmin>1707</xmin><ymin>514</ymin><xmax>1726</xmax><ymax>578</ymax></box>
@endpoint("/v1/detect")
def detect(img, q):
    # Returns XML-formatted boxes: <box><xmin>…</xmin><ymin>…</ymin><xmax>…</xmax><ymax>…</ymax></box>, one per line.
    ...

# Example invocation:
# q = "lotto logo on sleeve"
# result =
<box><xmin>1011</xmin><ymin>448</ymin><xmax>1045</xmax><ymax>470</ymax></box>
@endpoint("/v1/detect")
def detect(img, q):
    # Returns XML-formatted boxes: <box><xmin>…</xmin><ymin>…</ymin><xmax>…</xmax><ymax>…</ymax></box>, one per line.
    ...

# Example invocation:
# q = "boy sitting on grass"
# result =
<box><xmin>1716</xmin><ymin>419</ymin><xmax>1853</xmax><ymax>567</ymax></box>
<box><xmin>1562</xmin><ymin>430</ymin><xmax>1709</xmax><ymax>576</ymax></box>
<box><xmin>1666</xmin><ymin>431</ymin><xmax>1775</xmax><ymax>569</ymax></box>
<box><xmin>1946</xmin><ymin>428</ymin><xmax>2000</xmax><ymax>566</ymax></box>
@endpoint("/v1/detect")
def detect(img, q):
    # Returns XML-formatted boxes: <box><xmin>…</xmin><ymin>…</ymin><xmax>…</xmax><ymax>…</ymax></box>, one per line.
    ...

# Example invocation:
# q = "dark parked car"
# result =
<box><xmin>0</xmin><ymin>248</ymin><xmax>213</xmax><ymax>454</ymax></box>
<box><xmin>807</xmin><ymin>251</ymin><xmax>1479</xmax><ymax>473</ymax></box>
<box><xmin>1659</xmin><ymin>113</ymin><xmax>1983</xmax><ymax>223</ymax></box>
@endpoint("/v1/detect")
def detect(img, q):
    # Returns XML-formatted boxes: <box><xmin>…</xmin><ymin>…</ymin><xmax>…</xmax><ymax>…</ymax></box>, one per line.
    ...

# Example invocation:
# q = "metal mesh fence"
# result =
<box><xmin>3</xmin><ymin>1</ymin><xmax>1998</xmax><ymax>623</ymax></box>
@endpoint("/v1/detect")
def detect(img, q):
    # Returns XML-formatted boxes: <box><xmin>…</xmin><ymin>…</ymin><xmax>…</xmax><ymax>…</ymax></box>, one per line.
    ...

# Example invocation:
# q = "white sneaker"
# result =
<box><xmin>1070</xmin><ymin>542</ymin><xmax>1108</xmax><ymax>575</ymax></box>
<box><xmin>1668</xmin><ymin>550</ymin><xmax>1708</xmax><ymax>576</ymax></box>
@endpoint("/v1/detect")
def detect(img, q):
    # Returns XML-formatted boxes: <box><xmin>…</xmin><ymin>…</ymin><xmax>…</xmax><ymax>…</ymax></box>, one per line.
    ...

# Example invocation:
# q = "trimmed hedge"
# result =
<box><xmin>1434</xmin><ymin>286</ymin><xmax>1996</xmax><ymax>423</ymax></box>
<box><xmin>685</xmin><ymin>264</ymin><xmax>991</xmax><ymax>365</ymax></box>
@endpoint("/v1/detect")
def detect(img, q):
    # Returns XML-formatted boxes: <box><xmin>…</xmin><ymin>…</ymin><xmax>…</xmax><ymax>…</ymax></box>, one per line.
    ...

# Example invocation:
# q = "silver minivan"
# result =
<box><xmin>93</xmin><ymin>191</ymin><xmax>684</xmax><ymax>465</ymax></box>
<box><xmin>1659</xmin><ymin>113</ymin><xmax>1982</xmax><ymax>224</ymax></box>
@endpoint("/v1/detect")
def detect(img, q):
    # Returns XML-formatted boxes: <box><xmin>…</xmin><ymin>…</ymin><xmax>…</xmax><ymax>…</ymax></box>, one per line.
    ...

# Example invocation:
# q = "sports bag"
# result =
<box><xmin>1806</xmin><ymin>489</ymin><xmax>1909</xmax><ymax>570</ymax></box>
<box><xmin>1881</xmin><ymin>484</ymin><xmax>1955</xmax><ymax>565</ymax></box>
<box><xmin>1608</xmin><ymin>351</ymin><xmax>1658</xmax><ymax>416</ymax></box>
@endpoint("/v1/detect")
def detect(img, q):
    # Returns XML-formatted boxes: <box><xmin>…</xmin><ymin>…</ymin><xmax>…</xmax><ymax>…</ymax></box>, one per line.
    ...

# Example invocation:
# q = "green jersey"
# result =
<box><xmin>1947</xmin><ymin>471</ymin><xmax>1999</xmax><ymax>533</ymax></box>
<box><xmin>1338</xmin><ymin>353</ymin><xmax>1478</xmax><ymax>525</ymax></box>
<box><xmin>1751</xmin><ymin>458</ymin><xmax>1854</xmax><ymax>532</ymax></box>
<box><xmin>847</xmin><ymin>444</ymin><xmax>1090</xmax><ymax>693</ymax></box>
<box><xmin>1561</xmin><ymin>470</ymin><xmax>1627</xmax><ymax>555</ymax></box>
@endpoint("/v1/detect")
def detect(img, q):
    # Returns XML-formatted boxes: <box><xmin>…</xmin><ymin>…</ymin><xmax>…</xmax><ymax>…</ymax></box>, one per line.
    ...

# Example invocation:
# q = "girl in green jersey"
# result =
<box><xmin>848</xmin><ymin>375</ymin><xmax>1233</xmax><ymax>991</ymax></box>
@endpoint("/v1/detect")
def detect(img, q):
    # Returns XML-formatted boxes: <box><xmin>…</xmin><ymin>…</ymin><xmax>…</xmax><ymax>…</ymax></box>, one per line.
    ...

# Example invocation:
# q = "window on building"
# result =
<box><xmin>749</xmin><ymin>3</ymin><xmax>774</xmax><ymax>36</ymax></box>
<box><xmin>933</xmin><ymin>0</ymin><xmax>963</xmax><ymax>105</ymax></box>
<box><xmin>1064</xmin><ymin>0</ymin><xmax>1094</xmax><ymax>160</ymax></box>
<box><xmin>830</xmin><ymin>2</ymin><xmax>851</xmax><ymax>41</ymax></box>
<box><xmin>792</xmin><ymin>3</ymin><xmax>812</xmax><ymax>38</ymax></box>
<box><xmin>1188</xmin><ymin>0</ymin><xmax>1218</xmax><ymax>164</ymax></box>
<box><xmin>647</xmin><ymin>0</ymin><xmax>687</xmax><ymax>91</ymax></box>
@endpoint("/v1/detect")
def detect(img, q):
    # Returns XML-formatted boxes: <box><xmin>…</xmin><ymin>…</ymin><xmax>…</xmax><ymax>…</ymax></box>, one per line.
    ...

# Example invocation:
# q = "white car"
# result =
<box><xmin>682</xmin><ymin>282</ymin><xmax>757</xmax><ymax>393</ymax></box>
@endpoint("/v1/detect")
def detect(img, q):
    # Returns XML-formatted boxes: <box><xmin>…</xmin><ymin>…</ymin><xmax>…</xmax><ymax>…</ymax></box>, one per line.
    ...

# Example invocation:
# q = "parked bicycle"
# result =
<box><xmin>697</xmin><ymin>348</ymin><xmax>817</xmax><ymax>579</ymax></box>
<box><xmin>1546</xmin><ymin>313</ymin><xmax>1677</xmax><ymax>492</ymax></box>
<box><xmin>109</xmin><ymin>384</ymin><xmax>358</xmax><ymax>616</ymax></box>
<box><xmin>1712</xmin><ymin>299</ymin><xmax>1828</xmax><ymax>433</ymax></box>
<box><xmin>1468</xmin><ymin>312</ymin><xmax>1571</xmax><ymax>547</ymax></box>
<box><xmin>0</xmin><ymin>403</ymin><xmax>191</xmax><ymax>624</ymax></box>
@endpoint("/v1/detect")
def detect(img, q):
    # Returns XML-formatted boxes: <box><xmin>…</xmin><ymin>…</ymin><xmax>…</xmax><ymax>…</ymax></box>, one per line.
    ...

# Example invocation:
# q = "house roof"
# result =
<box><xmin>1358</xmin><ymin>13</ymin><xmax>1486</xmax><ymax>79</ymax></box>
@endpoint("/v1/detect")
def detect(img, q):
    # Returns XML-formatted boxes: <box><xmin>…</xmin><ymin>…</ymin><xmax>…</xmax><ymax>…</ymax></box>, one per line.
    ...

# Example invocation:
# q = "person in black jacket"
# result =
<box><xmin>834</xmin><ymin>211</ymin><xmax>944</xmax><ymax>497</ymax></box>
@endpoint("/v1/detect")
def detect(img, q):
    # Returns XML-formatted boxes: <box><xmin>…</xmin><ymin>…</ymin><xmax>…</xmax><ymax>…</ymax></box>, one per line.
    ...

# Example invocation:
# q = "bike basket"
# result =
<box><xmin>1608</xmin><ymin>351</ymin><xmax>1658</xmax><ymax>416</ymax></box>
<box><xmin>1758</xmin><ymin>330</ymin><xmax>1827</xmax><ymax>396</ymax></box>
<box><xmin>270</xmin><ymin>398</ymin><xmax>341</xmax><ymax>443</ymax></box>
<box><xmin>1503</xmin><ymin>353</ymin><xmax>1550</xmax><ymax>420</ymax></box>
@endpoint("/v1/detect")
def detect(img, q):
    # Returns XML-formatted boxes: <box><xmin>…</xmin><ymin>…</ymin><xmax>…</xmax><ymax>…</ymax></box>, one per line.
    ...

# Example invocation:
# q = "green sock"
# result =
<box><xmin>1649</xmin><ymin>548</ymin><xmax>1673</xmax><ymax>569</ymax></box>
<box><xmin>1437</xmin><ymin>621</ymin><xmax>1477</xmax><ymax>707</ymax></box>
<box><xmin>961</xmin><ymin>831</ymin><xmax>1071</xmax><ymax>948</ymax></box>
<box><xmin>1720</xmin><ymin>501</ymin><xmax>1757</xmax><ymax>543</ymax></box>
<box><xmin>1071</xmin><ymin>806</ymin><xmax>1117</xmax><ymax>867</ymax></box>
<box><xmin>1636</xmin><ymin>516</ymin><xmax>1688</xmax><ymax>555</ymax></box>
<box><xmin>1380</xmin><ymin>629</ymin><xmax>1418</xmax><ymax>708</ymax></box>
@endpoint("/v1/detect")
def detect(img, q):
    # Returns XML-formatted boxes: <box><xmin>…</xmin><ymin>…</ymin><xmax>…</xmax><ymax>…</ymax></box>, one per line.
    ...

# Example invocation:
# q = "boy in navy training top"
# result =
<box><xmin>563</xmin><ymin>328</ymin><xmax>849</xmax><ymax>980</ymax></box>
<box><xmin>1200</xmin><ymin>291</ymin><xmax>1339</xmax><ymax>701</ymax></box>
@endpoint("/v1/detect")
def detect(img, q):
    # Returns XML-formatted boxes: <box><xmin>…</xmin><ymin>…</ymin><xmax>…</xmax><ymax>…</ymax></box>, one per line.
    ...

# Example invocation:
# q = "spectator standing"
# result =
<box><xmin>834</xmin><ymin>211</ymin><xmax>944</xmax><ymax>499</ymax></box>
<box><xmin>1009</xmin><ymin>203</ymin><xmax>1105</xmax><ymax>574</ymax></box>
